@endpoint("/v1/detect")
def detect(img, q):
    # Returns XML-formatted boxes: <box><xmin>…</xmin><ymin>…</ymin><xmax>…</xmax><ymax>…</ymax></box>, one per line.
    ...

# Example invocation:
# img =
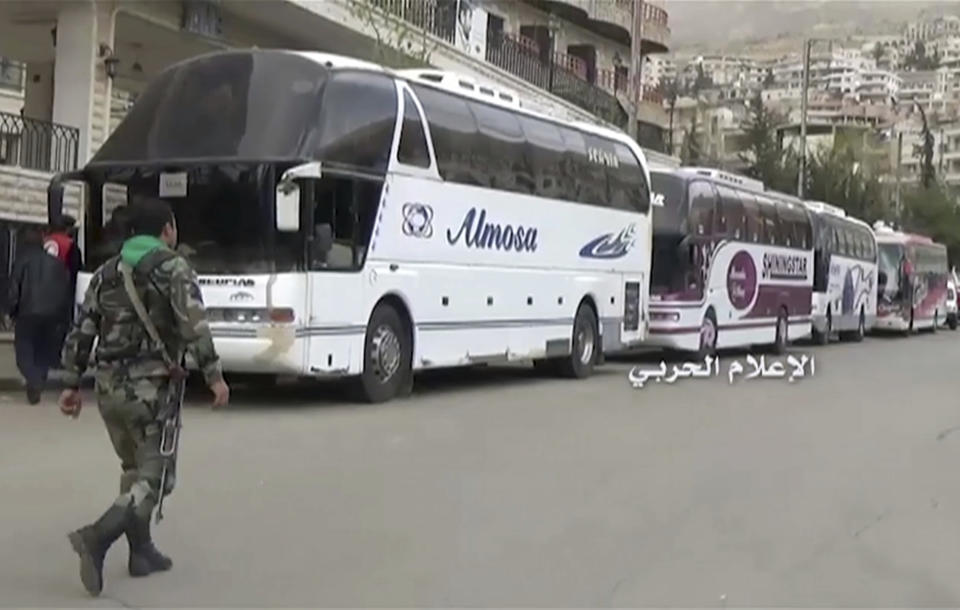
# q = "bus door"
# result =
<box><xmin>620</xmin><ymin>273</ymin><xmax>645</xmax><ymax>344</ymax></box>
<box><xmin>300</xmin><ymin>170</ymin><xmax>386</xmax><ymax>375</ymax></box>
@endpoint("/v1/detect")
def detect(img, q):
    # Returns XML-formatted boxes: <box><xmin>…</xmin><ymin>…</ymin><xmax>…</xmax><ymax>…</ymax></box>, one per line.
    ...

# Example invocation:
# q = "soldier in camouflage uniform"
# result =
<box><xmin>59</xmin><ymin>197</ymin><xmax>230</xmax><ymax>596</ymax></box>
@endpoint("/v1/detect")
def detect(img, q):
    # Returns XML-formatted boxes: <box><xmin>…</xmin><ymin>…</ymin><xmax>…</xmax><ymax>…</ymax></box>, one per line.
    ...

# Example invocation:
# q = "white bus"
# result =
<box><xmin>48</xmin><ymin>50</ymin><xmax>654</xmax><ymax>402</ymax></box>
<box><xmin>806</xmin><ymin>201</ymin><xmax>877</xmax><ymax>343</ymax></box>
<box><xmin>647</xmin><ymin>168</ymin><xmax>814</xmax><ymax>356</ymax></box>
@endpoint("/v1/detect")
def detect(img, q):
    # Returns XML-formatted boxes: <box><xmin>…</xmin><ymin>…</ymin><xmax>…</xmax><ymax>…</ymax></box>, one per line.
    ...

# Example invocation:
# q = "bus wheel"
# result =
<box><xmin>950</xmin><ymin>314</ymin><xmax>958</xmax><ymax>330</ymax></box>
<box><xmin>697</xmin><ymin>311</ymin><xmax>717</xmax><ymax>360</ymax></box>
<box><xmin>773</xmin><ymin>308</ymin><xmax>789</xmax><ymax>355</ymax></box>
<box><xmin>814</xmin><ymin>309</ymin><xmax>831</xmax><ymax>345</ymax></box>
<box><xmin>559</xmin><ymin>303</ymin><xmax>598</xmax><ymax>379</ymax></box>
<box><xmin>358</xmin><ymin>303</ymin><xmax>411</xmax><ymax>403</ymax></box>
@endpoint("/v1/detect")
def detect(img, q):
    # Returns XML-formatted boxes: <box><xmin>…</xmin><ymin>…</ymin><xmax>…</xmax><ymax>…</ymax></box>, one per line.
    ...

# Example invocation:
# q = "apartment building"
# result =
<box><xmin>0</xmin><ymin>0</ymin><xmax>673</xmax><ymax>226</ymax></box>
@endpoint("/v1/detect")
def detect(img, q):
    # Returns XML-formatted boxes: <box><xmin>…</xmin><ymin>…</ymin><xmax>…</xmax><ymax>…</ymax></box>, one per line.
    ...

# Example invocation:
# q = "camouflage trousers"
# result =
<box><xmin>95</xmin><ymin>369</ymin><xmax>175</xmax><ymax>521</ymax></box>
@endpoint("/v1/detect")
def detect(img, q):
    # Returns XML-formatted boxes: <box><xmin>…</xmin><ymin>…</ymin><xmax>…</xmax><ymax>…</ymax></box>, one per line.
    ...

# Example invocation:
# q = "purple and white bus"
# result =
<box><xmin>647</xmin><ymin>168</ymin><xmax>814</xmax><ymax>357</ymax></box>
<box><xmin>874</xmin><ymin>223</ymin><xmax>949</xmax><ymax>333</ymax></box>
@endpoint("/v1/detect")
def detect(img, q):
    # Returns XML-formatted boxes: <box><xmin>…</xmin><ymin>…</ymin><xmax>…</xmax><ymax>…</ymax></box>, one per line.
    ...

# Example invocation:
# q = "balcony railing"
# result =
<box><xmin>613</xmin><ymin>0</ymin><xmax>669</xmax><ymax>27</ymax></box>
<box><xmin>368</xmin><ymin>0</ymin><xmax>457</xmax><ymax>45</ymax></box>
<box><xmin>0</xmin><ymin>111</ymin><xmax>79</xmax><ymax>173</ymax></box>
<box><xmin>485</xmin><ymin>32</ymin><xmax>626</xmax><ymax>126</ymax></box>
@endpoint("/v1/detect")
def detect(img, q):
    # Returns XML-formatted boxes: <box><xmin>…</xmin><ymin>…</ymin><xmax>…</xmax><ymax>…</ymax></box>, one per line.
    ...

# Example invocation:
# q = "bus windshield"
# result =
<box><xmin>650</xmin><ymin>172</ymin><xmax>690</xmax><ymax>293</ymax></box>
<box><xmin>877</xmin><ymin>243</ymin><xmax>903</xmax><ymax>300</ymax></box>
<box><xmin>82</xmin><ymin>51</ymin><xmax>402</xmax><ymax>275</ymax></box>
<box><xmin>87</xmin><ymin>164</ymin><xmax>300</xmax><ymax>274</ymax></box>
<box><xmin>94</xmin><ymin>52</ymin><xmax>327</xmax><ymax>163</ymax></box>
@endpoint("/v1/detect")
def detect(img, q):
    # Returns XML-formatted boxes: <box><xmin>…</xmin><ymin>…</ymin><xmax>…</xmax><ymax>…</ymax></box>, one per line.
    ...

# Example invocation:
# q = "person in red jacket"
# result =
<box><xmin>43</xmin><ymin>215</ymin><xmax>82</xmax><ymax>366</ymax></box>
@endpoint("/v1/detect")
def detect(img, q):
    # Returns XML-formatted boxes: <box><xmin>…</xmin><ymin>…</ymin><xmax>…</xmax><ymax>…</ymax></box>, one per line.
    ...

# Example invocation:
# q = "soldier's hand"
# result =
<box><xmin>209</xmin><ymin>379</ymin><xmax>230</xmax><ymax>409</ymax></box>
<box><xmin>58</xmin><ymin>389</ymin><xmax>82</xmax><ymax>418</ymax></box>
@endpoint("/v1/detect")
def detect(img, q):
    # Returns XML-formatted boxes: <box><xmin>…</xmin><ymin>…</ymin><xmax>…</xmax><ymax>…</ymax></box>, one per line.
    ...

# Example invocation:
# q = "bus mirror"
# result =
<box><xmin>275</xmin><ymin>182</ymin><xmax>300</xmax><ymax>232</ymax></box>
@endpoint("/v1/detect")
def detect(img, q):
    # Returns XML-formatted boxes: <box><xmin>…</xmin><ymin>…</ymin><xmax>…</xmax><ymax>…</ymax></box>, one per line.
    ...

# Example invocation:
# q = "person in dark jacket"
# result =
<box><xmin>9</xmin><ymin>227</ymin><xmax>69</xmax><ymax>403</ymax></box>
<box><xmin>45</xmin><ymin>215</ymin><xmax>83</xmax><ymax>365</ymax></box>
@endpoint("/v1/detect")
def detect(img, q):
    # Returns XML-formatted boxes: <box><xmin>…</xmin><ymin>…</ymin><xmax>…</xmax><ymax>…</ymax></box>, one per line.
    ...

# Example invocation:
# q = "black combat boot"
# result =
<box><xmin>67</xmin><ymin>503</ymin><xmax>132</xmax><ymax>596</ymax></box>
<box><xmin>127</xmin><ymin>513</ymin><xmax>173</xmax><ymax>576</ymax></box>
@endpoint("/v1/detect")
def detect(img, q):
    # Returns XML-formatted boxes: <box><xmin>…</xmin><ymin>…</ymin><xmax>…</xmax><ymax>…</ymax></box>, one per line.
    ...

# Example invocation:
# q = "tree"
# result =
<box><xmin>763</xmin><ymin>68</ymin><xmax>775</xmax><ymax>88</ymax></box>
<box><xmin>872</xmin><ymin>42</ymin><xmax>885</xmax><ymax>64</ymax></box>
<box><xmin>738</xmin><ymin>92</ymin><xmax>796</xmax><ymax>193</ymax></box>
<box><xmin>349</xmin><ymin>0</ymin><xmax>440</xmax><ymax>68</ymax></box>
<box><xmin>904</xmin><ymin>40</ymin><xmax>940</xmax><ymax>71</ymax></box>
<box><xmin>903</xmin><ymin>185</ymin><xmax>960</xmax><ymax>264</ymax></box>
<box><xmin>680</xmin><ymin>111</ymin><xmax>703</xmax><ymax>165</ymax></box>
<box><xmin>662</xmin><ymin>78</ymin><xmax>680</xmax><ymax>153</ymax></box>
<box><xmin>805</xmin><ymin>132</ymin><xmax>889</xmax><ymax>223</ymax></box>
<box><xmin>693</xmin><ymin>63</ymin><xmax>713</xmax><ymax>95</ymax></box>
<box><xmin>914</xmin><ymin>103</ymin><xmax>936</xmax><ymax>189</ymax></box>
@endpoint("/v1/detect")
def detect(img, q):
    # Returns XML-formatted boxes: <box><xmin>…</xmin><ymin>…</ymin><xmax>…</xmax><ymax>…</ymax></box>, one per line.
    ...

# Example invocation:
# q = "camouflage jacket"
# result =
<box><xmin>61</xmin><ymin>246</ymin><xmax>223</xmax><ymax>387</ymax></box>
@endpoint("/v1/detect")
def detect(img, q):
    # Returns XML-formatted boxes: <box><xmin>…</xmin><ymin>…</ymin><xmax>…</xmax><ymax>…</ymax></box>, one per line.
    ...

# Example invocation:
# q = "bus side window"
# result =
<box><xmin>757</xmin><ymin>197</ymin><xmax>778</xmax><ymax>246</ymax></box>
<box><xmin>313</xmin><ymin>72</ymin><xmax>398</xmax><ymax>173</ymax></box>
<box><xmin>520</xmin><ymin>115</ymin><xmax>565</xmax><ymax>200</ymax></box>
<box><xmin>469</xmin><ymin>100</ymin><xmax>532</xmax><ymax>194</ymax></box>
<box><xmin>559</xmin><ymin>128</ymin><xmax>590</xmax><ymax>203</ymax></box>
<box><xmin>739</xmin><ymin>192</ymin><xmax>761</xmax><ymax>243</ymax></box>
<box><xmin>610</xmin><ymin>143</ymin><xmax>650</xmax><ymax>213</ymax></box>
<box><xmin>687</xmin><ymin>181</ymin><xmax>717</xmax><ymax>238</ymax></box>
<box><xmin>397</xmin><ymin>90</ymin><xmax>431</xmax><ymax>168</ymax></box>
<box><xmin>412</xmin><ymin>84</ymin><xmax>481</xmax><ymax>186</ymax></box>
<box><xmin>719</xmin><ymin>189</ymin><xmax>744</xmax><ymax>240</ymax></box>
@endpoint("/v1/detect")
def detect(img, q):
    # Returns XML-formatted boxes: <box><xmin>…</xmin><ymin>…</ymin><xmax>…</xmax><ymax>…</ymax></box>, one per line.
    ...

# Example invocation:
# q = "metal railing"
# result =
<box><xmin>613</xmin><ymin>0</ymin><xmax>670</xmax><ymax>27</ymax></box>
<box><xmin>485</xmin><ymin>32</ymin><xmax>626</xmax><ymax>127</ymax></box>
<box><xmin>368</xmin><ymin>0</ymin><xmax>457</xmax><ymax>45</ymax></box>
<box><xmin>0</xmin><ymin>111</ymin><xmax>79</xmax><ymax>173</ymax></box>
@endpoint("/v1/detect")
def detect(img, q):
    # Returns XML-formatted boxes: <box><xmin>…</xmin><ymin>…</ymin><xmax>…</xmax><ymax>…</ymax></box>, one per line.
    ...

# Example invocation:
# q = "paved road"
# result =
<box><xmin>2</xmin><ymin>330</ymin><xmax>960</xmax><ymax>607</ymax></box>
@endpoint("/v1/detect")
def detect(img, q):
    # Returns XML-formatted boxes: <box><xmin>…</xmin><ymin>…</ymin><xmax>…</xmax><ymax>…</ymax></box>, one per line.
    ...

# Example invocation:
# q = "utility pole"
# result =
<box><xmin>797</xmin><ymin>38</ymin><xmax>812</xmax><ymax>198</ymax></box>
<box><xmin>627</xmin><ymin>0</ymin><xmax>644</xmax><ymax>141</ymax></box>
<box><xmin>895</xmin><ymin>130</ymin><xmax>903</xmax><ymax>226</ymax></box>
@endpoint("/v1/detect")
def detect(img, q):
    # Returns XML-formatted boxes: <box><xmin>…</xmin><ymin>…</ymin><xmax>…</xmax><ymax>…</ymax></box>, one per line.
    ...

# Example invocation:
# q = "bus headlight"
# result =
<box><xmin>649</xmin><ymin>311</ymin><xmax>681</xmax><ymax>322</ymax></box>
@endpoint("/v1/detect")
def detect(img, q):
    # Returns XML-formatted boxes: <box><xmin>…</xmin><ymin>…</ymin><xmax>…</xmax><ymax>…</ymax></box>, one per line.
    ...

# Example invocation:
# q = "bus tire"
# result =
<box><xmin>950</xmin><ymin>315</ymin><xmax>958</xmax><ymax>330</ymax></box>
<box><xmin>773</xmin><ymin>307</ymin><xmax>789</xmax><ymax>355</ymax></box>
<box><xmin>814</xmin><ymin>309</ymin><xmax>831</xmax><ymax>345</ymax></box>
<box><xmin>697</xmin><ymin>310</ymin><xmax>718</xmax><ymax>360</ymax></box>
<box><xmin>357</xmin><ymin>303</ymin><xmax>412</xmax><ymax>403</ymax></box>
<box><xmin>558</xmin><ymin>303</ymin><xmax>598</xmax><ymax>379</ymax></box>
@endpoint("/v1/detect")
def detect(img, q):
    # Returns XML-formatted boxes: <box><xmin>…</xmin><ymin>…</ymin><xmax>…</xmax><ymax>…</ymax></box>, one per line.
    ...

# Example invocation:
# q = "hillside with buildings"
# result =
<box><xmin>669</xmin><ymin>1</ymin><xmax>957</xmax><ymax>55</ymax></box>
<box><xmin>649</xmin><ymin>9</ymin><xmax>960</xmax><ymax>192</ymax></box>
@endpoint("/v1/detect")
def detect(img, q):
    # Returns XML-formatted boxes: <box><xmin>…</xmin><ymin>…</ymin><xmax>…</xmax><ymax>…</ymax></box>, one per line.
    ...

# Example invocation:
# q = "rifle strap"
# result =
<box><xmin>118</xmin><ymin>260</ymin><xmax>178</xmax><ymax>373</ymax></box>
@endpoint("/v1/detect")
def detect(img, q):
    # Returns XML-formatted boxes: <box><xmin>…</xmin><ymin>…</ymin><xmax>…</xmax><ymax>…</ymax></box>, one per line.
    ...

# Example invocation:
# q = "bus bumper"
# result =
<box><xmin>873</xmin><ymin>315</ymin><xmax>909</xmax><ymax>332</ymax></box>
<box><xmin>205</xmin><ymin>329</ymin><xmax>307</xmax><ymax>375</ymax></box>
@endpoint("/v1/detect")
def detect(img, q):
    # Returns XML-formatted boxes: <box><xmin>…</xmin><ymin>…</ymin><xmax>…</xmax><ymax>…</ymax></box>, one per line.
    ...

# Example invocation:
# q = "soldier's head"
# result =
<box><xmin>130</xmin><ymin>197</ymin><xmax>178</xmax><ymax>248</ymax></box>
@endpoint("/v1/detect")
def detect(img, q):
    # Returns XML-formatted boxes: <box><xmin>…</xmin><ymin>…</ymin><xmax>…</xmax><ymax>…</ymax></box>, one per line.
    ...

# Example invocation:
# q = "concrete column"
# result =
<box><xmin>51</xmin><ymin>0</ymin><xmax>116</xmax><ymax>166</ymax></box>
<box><xmin>22</xmin><ymin>62</ymin><xmax>54</xmax><ymax>122</ymax></box>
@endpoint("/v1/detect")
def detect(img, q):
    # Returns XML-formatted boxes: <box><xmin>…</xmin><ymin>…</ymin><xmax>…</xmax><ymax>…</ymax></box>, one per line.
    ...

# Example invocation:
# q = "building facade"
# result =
<box><xmin>0</xmin><ymin>0</ymin><xmax>673</xmax><ymax>224</ymax></box>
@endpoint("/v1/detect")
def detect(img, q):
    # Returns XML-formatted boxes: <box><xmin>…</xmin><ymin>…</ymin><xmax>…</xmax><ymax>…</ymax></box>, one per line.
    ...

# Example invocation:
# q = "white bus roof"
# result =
<box><xmin>804</xmin><ymin>200</ymin><xmax>846</xmax><ymax>217</ymax></box>
<box><xmin>292</xmin><ymin>51</ymin><xmax>646</xmax><ymax>161</ymax></box>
